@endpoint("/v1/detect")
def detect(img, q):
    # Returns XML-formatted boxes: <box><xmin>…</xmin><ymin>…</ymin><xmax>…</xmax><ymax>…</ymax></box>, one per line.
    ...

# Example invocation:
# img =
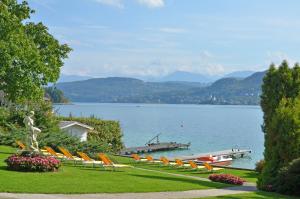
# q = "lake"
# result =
<box><xmin>54</xmin><ymin>103</ymin><xmax>264</xmax><ymax>169</ymax></box>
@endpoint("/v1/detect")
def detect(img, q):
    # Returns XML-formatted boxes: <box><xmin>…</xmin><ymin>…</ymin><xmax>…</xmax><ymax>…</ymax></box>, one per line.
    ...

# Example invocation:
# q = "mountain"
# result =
<box><xmin>224</xmin><ymin>71</ymin><xmax>256</xmax><ymax>78</ymax></box>
<box><xmin>58</xmin><ymin>74</ymin><xmax>93</xmax><ymax>83</ymax></box>
<box><xmin>156</xmin><ymin>71</ymin><xmax>219</xmax><ymax>83</ymax></box>
<box><xmin>56</xmin><ymin>77</ymin><xmax>205</xmax><ymax>103</ymax></box>
<box><xmin>56</xmin><ymin>71</ymin><xmax>266</xmax><ymax>105</ymax></box>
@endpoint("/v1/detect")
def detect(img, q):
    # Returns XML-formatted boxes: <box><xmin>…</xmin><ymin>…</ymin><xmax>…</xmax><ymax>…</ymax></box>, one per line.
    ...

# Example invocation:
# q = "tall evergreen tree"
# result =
<box><xmin>259</xmin><ymin>60</ymin><xmax>300</xmax><ymax>190</ymax></box>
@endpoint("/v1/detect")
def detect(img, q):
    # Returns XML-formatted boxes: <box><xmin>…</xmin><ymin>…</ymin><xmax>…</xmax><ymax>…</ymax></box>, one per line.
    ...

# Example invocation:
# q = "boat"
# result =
<box><xmin>195</xmin><ymin>155</ymin><xmax>233</xmax><ymax>166</ymax></box>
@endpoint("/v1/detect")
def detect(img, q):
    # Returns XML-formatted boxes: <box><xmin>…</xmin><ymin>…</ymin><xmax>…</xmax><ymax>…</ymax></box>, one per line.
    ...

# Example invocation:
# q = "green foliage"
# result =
<box><xmin>0</xmin><ymin>0</ymin><xmax>71</xmax><ymax>103</ymax></box>
<box><xmin>277</xmin><ymin>158</ymin><xmax>300</xmax><ymax>196</ymax></box>
<box><xmin>59</xmin><ymin>115</ymin><xmax>123</xmax><ymax>153</ymax></box>
<box><xmin>0</xmin><ymin>102</ymin><xmax>123</xmax><ymax>155</ymax></box>
<box><xmin>255</xmin><ymin>160</ymin><xmax>265</xmax><ymax>173</ymax></box>
<box><xmin>258</xmin><ymin>60</ymin><xmax>300</xmax><ymax>192</ymax></box>
<box><xmin>0</xmin><ymin>128</ymin><xmax>27</xmax><ymax>146</ymax></box>
<box><xmin>44</xmin><ymin>86</ymin><xmax>69</xmax><ymax>103</ymax></box>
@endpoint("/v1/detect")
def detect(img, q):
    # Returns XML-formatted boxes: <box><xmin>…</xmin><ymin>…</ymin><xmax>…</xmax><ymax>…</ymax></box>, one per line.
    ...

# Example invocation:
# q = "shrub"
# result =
<box><xmin>208</xmin><ymin>174</ymin><xmax>246</xmax><ymax>185</ymax></box>
<box><xmin>276</xmin><ymin>158</ymin><xmax>300</xmax><ymax>196</ymax></box>
<box><xmin>255</xmin><ymin>159</ymin><xmax>265</xmax><ymax>173</ymax></box>
<box><xmin>5</xmin><ymin>154</ymin><xmax>60</xmax><ymax>172</ymax></box>
<box><xmin>0</xmin><ymin>128</ymin><xmax>27</xmax><ymax>146</ymax></box>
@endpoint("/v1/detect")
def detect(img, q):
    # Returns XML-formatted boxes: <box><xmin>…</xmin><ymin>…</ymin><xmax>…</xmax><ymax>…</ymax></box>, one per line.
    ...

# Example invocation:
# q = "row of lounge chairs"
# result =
<box><xmin>16</xmin><ymin>141</ymin><xmax>222</xmax><ymax>172</ymax></box>
<box><xmin>131</xmin><ymin>154</ymin><xmax>223</xmax><ymax>172</ymax></box>
<box><xmin>16</xmin><ymin>141</ymin><xmax>131</xmax><ymax>170</ymax></box>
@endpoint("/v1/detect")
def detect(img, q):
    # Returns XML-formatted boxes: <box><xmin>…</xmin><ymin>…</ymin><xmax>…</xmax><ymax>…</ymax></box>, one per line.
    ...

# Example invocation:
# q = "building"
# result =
<box><xmin>59</xmin><ymin>121</ymin><xmax>93</xmax><ymax>142</ymax></box>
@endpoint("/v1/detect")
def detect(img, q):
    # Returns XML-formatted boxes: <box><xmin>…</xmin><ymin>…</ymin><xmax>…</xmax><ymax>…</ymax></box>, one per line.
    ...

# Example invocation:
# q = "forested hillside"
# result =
<box><xmin>56</xmin><ymin>71</ymin><xmax>266</xmax><ymax>105</ymax></box>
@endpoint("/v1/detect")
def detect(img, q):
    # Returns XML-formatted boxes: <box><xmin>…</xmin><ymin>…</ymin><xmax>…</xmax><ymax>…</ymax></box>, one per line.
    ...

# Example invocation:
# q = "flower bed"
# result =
<box><xmin>5</xmin><ymin>154</ymin><xmax>60</xmax><ymax>172</ymax></box>
<box><xmin>208</xmin><ymin>174</ymin><xmax>246</xmax><ymax>185</ymax></box>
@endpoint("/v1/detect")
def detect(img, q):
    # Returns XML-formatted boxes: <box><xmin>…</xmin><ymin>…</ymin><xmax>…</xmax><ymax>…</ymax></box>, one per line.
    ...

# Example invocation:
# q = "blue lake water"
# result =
<box><xmin>54</xmin><ymin>103</ymin><xmax>264</xmax><ymax>169</ymax></box>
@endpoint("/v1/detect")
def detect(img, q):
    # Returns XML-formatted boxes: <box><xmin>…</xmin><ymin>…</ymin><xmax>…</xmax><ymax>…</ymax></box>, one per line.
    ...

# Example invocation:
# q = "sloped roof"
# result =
<box><xmin>59</xmin><ymin>121</ymin><xmax>94</xmax><ymax>130</ymax></box>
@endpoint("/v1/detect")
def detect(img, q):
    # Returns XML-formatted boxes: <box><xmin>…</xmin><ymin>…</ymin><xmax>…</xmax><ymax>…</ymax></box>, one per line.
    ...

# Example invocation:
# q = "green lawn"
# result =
<box><xmin>111</xmin><ymin>155</ymin><xmax>258</xmax><ymax>183</ymax></box>
<box><xmin>0</xmin><ymin>146</ymin><xmax>228</xmax><ymax>193</ymax></box>
<box><xmin>200</xmin><ymin>191</ymin><xmax>298</xmax><ymax>199</ymax></box>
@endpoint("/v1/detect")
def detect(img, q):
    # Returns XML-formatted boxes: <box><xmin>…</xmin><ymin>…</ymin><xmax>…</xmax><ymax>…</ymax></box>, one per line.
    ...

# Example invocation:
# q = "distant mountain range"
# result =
<box><xmin>56</xmin><ymin>71</ymin><xmax>266</xmax><ymax>105</ymax></box>
<box><xmin>58</xmin><ymin>74</ymin><xmax>93</xmax><ymax>83</ymax></box>
<box><xmin>154</xmin><ymin>71</ymin><xmax>219</xmax><ymax>83</ymax></box>
<box><xmin>58</xmin><ymin>70</ymin><xmax>256</xmax><ymax>84</ymax></box>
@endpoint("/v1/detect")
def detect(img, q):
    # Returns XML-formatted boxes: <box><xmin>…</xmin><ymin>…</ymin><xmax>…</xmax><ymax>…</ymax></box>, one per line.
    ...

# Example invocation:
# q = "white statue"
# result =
<box><xmin>23</xmin><ymin>111</ymin><xmax>41</xmax><ymax>151</ymax></box>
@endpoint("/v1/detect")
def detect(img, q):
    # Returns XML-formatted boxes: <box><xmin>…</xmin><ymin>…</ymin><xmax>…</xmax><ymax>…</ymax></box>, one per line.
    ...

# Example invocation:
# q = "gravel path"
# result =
<box><xmin>0</xmin><ymin>185</ymin><xmax>256</xmax><ymax>199</ymax></box>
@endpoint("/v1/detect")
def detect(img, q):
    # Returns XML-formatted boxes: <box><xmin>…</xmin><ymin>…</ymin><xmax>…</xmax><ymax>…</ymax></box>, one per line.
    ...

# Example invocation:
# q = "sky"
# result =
<box><xmin>26</xmin><ymin>0</ymin><xmax>300</xmax><ymax>78</ymax></box>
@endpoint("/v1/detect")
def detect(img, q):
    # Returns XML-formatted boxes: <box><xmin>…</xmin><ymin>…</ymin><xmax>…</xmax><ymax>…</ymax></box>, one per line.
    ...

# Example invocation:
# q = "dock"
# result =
<box><xmin>120</xmin><ymin>142</ymin><xmax>190</xmax><ymax>155</ymax></box>
<box><xmin>120</xmin><ymin>133</ymin><xmax>190</xmax><ymax>155</ymax></box>
<box><xmin>170</xmin><ymin>149</ymin><xmax>252</xmax><ymax>161</ymax></box>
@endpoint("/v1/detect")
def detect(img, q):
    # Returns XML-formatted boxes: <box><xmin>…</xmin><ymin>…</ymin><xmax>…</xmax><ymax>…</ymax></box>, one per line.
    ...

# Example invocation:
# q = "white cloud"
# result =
<box><xmin>137</xmin><ymin>0</ymin><xmax>164</xmax><ymax>8</ymax></box>
<box><xmin>94</xmin><ymin>0</ymin><xmax>124</xmax><ymax>8</ymax></box>
<box><xmin>93</xmin><ymin>0</ymin><xmax>164</xmax><ymax>8</ymax></box>
<box><xmin>159</xmin><ymin>27</ymin><xmax>187</xmax><ymax>33</ymax></box>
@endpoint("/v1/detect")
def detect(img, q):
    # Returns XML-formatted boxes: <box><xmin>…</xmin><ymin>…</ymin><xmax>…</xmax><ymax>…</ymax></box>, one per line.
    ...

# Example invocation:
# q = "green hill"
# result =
<box><xmin>56</xmin><ymin>71</ymin><xmax>266</xmax><ymax>105</ymax></box>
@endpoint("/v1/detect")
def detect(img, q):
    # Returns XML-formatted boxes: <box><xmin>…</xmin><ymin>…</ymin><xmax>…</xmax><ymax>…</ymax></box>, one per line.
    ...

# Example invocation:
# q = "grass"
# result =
<box><xmin>111</xmin><ymin>155</ymin><xmax>258</xmax><ymax>183</ymax></box>
<box><xmin>199</xmin><ymin>191</ymin><xmax>298</xmax><ymax>199</ymax></box>
<box><xmin>0</xmin><ymin>146</ymin><xmax>228</xmax><ymax>193</ymax></box>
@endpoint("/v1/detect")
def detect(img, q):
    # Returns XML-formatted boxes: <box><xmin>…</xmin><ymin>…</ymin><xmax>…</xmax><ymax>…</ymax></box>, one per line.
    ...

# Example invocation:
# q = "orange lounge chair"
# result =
<box><xmin>58</xmin><ymin>147</ymin><xmax>83</xmax><ymax>164</ymax></box>
<box><xmin>98</xmin><ymin>153</ymin><xmax>132</xmax><ymax>170</ymax></box>
<box><xmin>203</xmin><ymin>162</ymin><xmax>223</xmax><ymax>172</ymax></box>
<box><xmin>44</xmin><ymin>146</ymin><xmax>66</xmax><ymax>159</ymax></box>
<box><xmin>160</xmin><ymin>157</ymin><xmax>177</xmax><ymax>166</ymax></box>
<box><xmin>77</xmin><ymin>152</ymin><xmax>103</xmax><ymax>167</ymax></box>
<box><xmin>175</xmin><ymin>159</ymin><xmax>190</xmax><ymax>168</ymax></box>
<box><xmin>145</xmin><ymin>155</ymin><xmax>161</xmax><ymax>163</ymax></box>
<box><xmin>16</xmin><ymin>140</ymin><xmax>26</xmax><ymax>150</ymax></box>
<box><xmin>131</xmin><ymin>154</ymin><xmax>148</xmax><ymax>162</ymax></box>
<box><xmin>189</xmin><ymin>161</ymin><xmax>205</xmax><ymax>170</ymax></box>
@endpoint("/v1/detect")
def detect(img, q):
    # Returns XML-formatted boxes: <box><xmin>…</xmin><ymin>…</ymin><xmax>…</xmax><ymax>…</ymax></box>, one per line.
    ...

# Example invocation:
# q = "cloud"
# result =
<box><xmin>94</xmin><ymin>0</ymin><xmax>124</xmax><ymax>8</ymax></box>
<box><xmin>159</xmin><ymin>27</ymin><xmax>187</xmax><ymax>33</ymax></box>
<box><xmin>93</xmin><ymin>0</ymin><xmax>164</xmax><ymax>8</ymax></box>
<box><xmin>137</xmin><ymin>0</ymin><xmax>164</xmax><ymax>8</ymax></box>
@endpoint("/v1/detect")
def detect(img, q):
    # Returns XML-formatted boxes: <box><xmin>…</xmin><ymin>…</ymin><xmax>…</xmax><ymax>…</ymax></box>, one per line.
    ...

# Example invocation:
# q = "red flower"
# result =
<box><xmin>208</xmin><ymin>174</ymin><xmax>246</xmax><ymax>185</ymax></box>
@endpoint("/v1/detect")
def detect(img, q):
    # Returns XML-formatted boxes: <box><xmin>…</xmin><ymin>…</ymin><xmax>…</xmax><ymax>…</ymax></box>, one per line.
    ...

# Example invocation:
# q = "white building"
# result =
<box><xmin>59</xmin><ymin>121</ymin><xmax>93</xmax><ymax>142</ymax></box>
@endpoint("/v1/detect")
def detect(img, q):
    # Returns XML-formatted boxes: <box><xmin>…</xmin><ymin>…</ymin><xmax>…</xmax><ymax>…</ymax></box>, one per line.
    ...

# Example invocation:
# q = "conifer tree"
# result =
<box><xmin>259</xmin><ymin>60</ymin><xmax>300</xmax><ymax>190</ymax></box>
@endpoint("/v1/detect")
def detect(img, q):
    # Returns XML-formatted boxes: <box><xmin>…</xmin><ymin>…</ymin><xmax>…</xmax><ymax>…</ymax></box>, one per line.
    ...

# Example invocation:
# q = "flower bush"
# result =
<box><xmin>208</xmin><ymin>174</ymin><xmax>246</xmax><ymax>185</ymax></box>
<box><xmin>5</xmin><ymin>154</ymin><xmax>60</xmax><ymax>172</ymax></box>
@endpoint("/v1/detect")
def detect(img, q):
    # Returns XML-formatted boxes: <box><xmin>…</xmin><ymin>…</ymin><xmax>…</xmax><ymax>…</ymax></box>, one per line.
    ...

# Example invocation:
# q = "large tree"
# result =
<box><xmin>258</xmin><ymin>60</ymin><xmax>300</xmax><ymax>190</ymax></box>
<box><xmin>0</xmin><ymin>0</ymin><xmax>71</xmax><ymax>103</ymax></box>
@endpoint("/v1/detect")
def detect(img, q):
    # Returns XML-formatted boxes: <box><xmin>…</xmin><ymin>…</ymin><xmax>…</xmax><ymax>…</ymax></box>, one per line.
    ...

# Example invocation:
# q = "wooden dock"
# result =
<box><xmin>120</xmin><ymin>142</ymin><xmax>190</xmax><ymax>155</ymax></box>
<box><xmin>169</xmin><ymin>149</ymin><xmax>252</xmax><ymax>161</ymax></box>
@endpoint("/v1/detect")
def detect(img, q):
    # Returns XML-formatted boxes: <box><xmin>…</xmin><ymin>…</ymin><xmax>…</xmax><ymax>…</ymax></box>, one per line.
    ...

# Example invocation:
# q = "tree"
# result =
<box><xmin>0</xmin><ymin>0</ymin><xmax>71</xmax><ymax>103</ymax></box>
<box><xmin>44</xmin><ymin>86</ymin><xmax>69</xmax><ymax>103</ymax></box>
<box><xmin>258</xmin><ymin>60</ymin><xmax>300</xmax><ymax>191</ymax></box>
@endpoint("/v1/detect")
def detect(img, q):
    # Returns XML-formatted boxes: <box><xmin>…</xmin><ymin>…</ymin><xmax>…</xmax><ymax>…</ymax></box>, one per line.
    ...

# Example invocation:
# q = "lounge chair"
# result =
<box><xmin>131</xmin><ymin>154</ymin><xmax>148</xmax><ymax>162</ymax></box>
<box><xmin>203</xmin><ymin>162</ymin><xmax>224</xmax><ymax>172</ymax></box>
<box><xmin>58</xmin><ymin>147</ymin><xmax>83</xmax><ymax>164</ymax></box>
<box><xmin>16</xmin><ymin>140</ymin><xmax>26</xmax><ymax>150</ymax></box>
<box><xmin>77</xmin><ymin>152</ymin><xmax>103</xmax><ymax>167</ymax></box>
<box><xmin>44</xmin><ymin>146</ymin><xmax>66</xmax><ymax>159</ymax></box>
<box><xmin>175</xmin><ymin>159</ymin><xmax>190</xmax><ymax>168</ymax></box>
<box><xmin>160</xmin><ymin>157</ymin><xmax>177</xmax><ymax>166</ymax></box>
<box><xmin>98</xmin><ymin>153</ymin><xmax>133</xmax><ymax>170</ymax></box>
<box><xmin>145</xmin><ymin>155</ymin><xmax>161</xmax><ymax>163</ymax></box>
<box><xmin>189</xmin><ymin>160</ymin><xmax>205</xmax><ymax>170</ymax></box>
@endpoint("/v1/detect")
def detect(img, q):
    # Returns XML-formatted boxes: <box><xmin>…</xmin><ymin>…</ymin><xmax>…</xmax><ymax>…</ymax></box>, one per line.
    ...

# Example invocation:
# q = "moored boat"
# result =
<box><xmin>195</xmin><ymin>155</ymin><xmax>233</xmax><ymax>166</ymax></box>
